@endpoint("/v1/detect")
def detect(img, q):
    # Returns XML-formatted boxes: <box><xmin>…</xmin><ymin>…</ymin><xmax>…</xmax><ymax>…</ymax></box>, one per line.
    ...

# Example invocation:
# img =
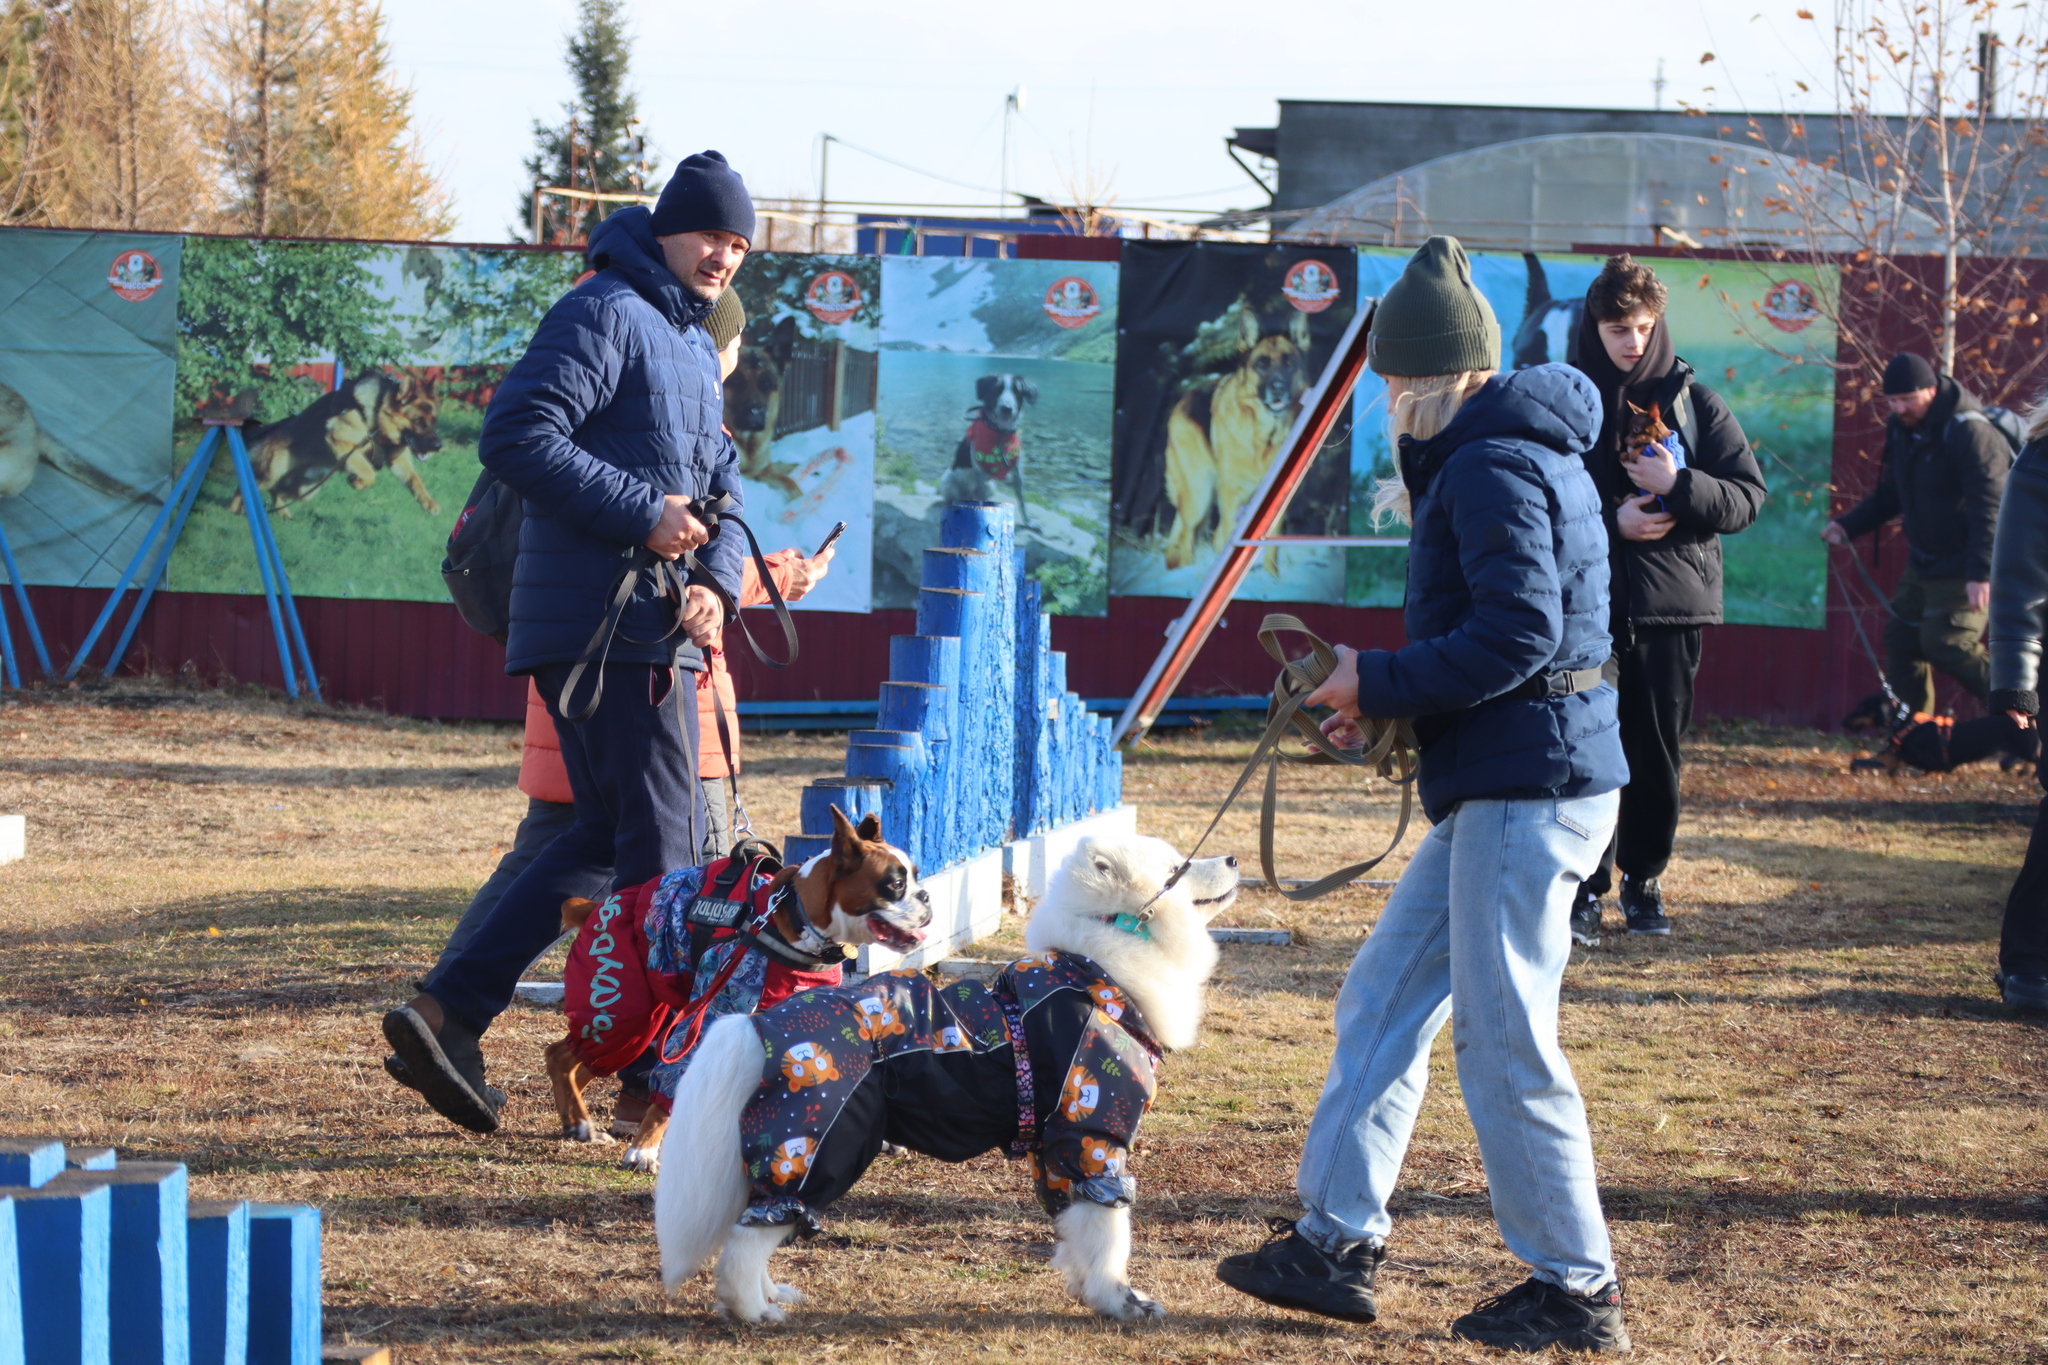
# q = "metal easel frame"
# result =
<box><xmin>1114</xmin><ymin>301</ymin><xmax>1390</xmax><ymax>748</ymax></box>
<box><xmin>0</xmin><ymin>515</ymin><xmax>54</xmax><ymax>688</ymax></box>
<box><xmin>64</xmin><ymin>421</ymin><xmax>322</xmax><ymax>701</ymax></box>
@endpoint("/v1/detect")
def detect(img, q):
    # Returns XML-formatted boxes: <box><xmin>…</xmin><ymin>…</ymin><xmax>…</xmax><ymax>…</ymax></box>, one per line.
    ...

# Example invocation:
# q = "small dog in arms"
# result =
<box><xmin>653</xmin><ymin>834</ymin><xmax>1240</xmax><ymax>1322</ymax></box>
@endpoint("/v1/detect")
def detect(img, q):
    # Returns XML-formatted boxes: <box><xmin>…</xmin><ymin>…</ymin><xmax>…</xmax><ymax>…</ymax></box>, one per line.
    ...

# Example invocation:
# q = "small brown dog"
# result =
<box><xmin>545</xmin><ymin>808</ymin><xmax>932</xmax><ymax>1173</ymax></box>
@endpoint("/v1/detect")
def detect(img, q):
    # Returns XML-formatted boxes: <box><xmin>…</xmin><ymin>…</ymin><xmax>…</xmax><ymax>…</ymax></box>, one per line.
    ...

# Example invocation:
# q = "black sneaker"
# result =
<box><xmin>383</xmin><ymin>1053</ymin><xmax>506</xmax><ymax>1111</ymax></box>
<box><xmin>1215</xmin><ymin>1217</ymin><xmax>1385</xmax><ymax>1323</ymax></box>
<box><xmin>1451</xmin><ymin>1276</ymin><xmax>1631</xmax><ymax>1354</ymax></box>
<box><xmin>1997</xmin><ymin>971</ymin><xmax>2048</xmax><ymax>1012</ymax></box>
<box><xmin>1569</xmin><ymin>886</ymin><xmax>1603</xmax><ymax>947</ymax></box>
<box><xmin>381</xmin><ymin>1005</ymin><xmax>502</xmax><ymax>1134</ymax></box>
<box><xmin>1620</xmin><ymin>876</ymin><xmax>1670</xmax><ymax>936</ymax></box>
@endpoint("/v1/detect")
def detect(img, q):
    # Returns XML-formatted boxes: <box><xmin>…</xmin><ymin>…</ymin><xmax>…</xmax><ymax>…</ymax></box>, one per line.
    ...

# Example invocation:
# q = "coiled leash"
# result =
<box><xmin>1155</xmin><ymin>614</ymin><xmax>1420</xmax><ymax>908</ymax></box>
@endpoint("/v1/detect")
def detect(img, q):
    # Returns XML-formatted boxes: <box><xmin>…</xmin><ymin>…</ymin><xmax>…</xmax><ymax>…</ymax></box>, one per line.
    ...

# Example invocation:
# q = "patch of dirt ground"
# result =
<box><xmin>0</xmin><ymin>684</ymin><xmax>2044</xmax><ymax>1363</ymax></box>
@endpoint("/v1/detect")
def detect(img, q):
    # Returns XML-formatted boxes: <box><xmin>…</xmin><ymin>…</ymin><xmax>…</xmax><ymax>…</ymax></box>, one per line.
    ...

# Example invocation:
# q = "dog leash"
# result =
<box><xmin>1151</xmin><ymin>614</ymin><xmax>1420</xmax><ymax>909</ymax></box>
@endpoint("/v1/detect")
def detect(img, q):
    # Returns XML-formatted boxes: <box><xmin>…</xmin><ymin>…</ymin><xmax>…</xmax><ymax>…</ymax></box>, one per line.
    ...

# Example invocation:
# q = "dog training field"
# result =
<box><xmin>1</xmin><ymin>684</ymin><xmax>2042</xmax><ymax>1362</ymax></box>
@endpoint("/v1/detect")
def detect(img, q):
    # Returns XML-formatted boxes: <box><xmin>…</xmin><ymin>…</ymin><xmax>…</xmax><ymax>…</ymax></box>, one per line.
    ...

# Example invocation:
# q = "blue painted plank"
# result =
<box><xmin>185</xmin><ymin>1200</ymin><xmax>247</xmax><ymax>1365</ymax></box>
<box><xmin>0</xmin><ymin>1196</ymin><xmax>23</xmax><ymax>1365</ymax></box>
<box><xmin>846</xmin><ymin>737</ymin><xmax>924</xmax><ymax>857</ymax></box>
<box><xmin>245</xmin><ymin>1205</ymin><xmax>318</xmax><ymax>1365</ymax></box>
<box><xmin>105</xmin><ymin>1162</ymin><xmax>188</xmax><ymax>1365</ymax></box>
<box><xmin>783</xmin><ymin>834</ymin><xmax>831</xmax><ymax>865</ymax></box>
<box><xmin>65</xmin><ymin>1149</ymin><xmax>117</xmax><ymax>1173</ymax></box>
<box><xmin>0</xmin><ymin>1139</ymin><xmax>65</xmax><ymax>1189</ymax></box>
<box><xmin>3</xmin><ymin>1172</ymin><xmax>112</xmax><ymax>1365</ymax></box>
<box><xmin>799</xmin><ymin>782</ymin><xmax>883</xmax><ymax>839</ymax></box>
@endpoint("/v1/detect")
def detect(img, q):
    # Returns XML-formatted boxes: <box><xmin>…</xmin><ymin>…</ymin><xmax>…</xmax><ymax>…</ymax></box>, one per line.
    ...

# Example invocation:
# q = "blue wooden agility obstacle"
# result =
<box><xmin>0</xmin><ymin>1136</ymin><xmax>323</xmax><ymax>1365</ymax></box>
<box><xmin>61</xmin><ymin>420</ymin><xmax>322</xmax><ymax>702</ymax></box>
<box><xmin>783</xmin><ymin>502</ymin><xmax>1122</xmax><ymax>957</ymax></box>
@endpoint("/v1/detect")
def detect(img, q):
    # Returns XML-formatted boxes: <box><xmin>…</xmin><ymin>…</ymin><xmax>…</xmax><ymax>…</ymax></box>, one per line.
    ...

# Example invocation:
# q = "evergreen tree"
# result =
<box><xmin>518</xmin><ymin>0</ymin><xmax>655</xmax><ymax>245</ymax></box>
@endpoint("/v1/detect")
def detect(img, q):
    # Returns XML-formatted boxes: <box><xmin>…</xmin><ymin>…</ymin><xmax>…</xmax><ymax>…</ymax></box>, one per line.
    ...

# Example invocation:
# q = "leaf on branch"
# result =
<box><xmin>1796</xmin><ymin>80</ymin><xmax>1812</xmax><ymax>92</ymax></box>
<box><xmin>1701</xmin><ymin>51</ymin><xmax>1717</xmax><ymax>64</ymax></box>
<box><xmin>1796</xmin><ymin>7</ymin><xmax>1813</xmax><ymax>17</ymax></box>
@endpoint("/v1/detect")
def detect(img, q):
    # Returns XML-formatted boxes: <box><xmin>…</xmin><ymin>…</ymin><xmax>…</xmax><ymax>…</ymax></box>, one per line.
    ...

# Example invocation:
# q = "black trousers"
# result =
<box><xmin>426</xmin><ymin>662</ymin><xmax>704</xmax><ymax>1033</ymax></box>
<box><xmin>1586</xmin><ymin>625</ymin><xmax>1703</xmax><ymax>897</ymax></box>
<box><xmin>2002</xmin><ymin>768</ymin><xmax>2048</xmax><ymax>976</ymax></box>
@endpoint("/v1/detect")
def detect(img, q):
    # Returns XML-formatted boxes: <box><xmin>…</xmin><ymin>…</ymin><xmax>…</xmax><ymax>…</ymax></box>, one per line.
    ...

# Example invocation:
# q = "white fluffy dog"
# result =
<box><xmin>653</xmin><ymin>833</ymin><xmax>1238</xmax><ymax>1323</ymax></box>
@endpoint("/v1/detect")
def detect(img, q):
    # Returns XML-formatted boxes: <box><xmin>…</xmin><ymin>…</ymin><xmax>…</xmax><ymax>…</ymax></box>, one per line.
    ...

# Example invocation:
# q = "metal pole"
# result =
<box><xmin>0</xmin><ymin>518</ymin><xmax>52</xmax><ymax>678</ymax></box>
<box><xmin>100</xmin><ymin>436</ymin><xmax>216</xmax><ymax>681</ymax></box>
<box><xmin>815</xmin><ymin>135</ymin><xmax>831</xmax><ymax>253</ymax></box>
<box><xmin>222</xmin><ymin>429</ymin><xmax>299</xmax><ymax>698</ymax></box>
<box><xmin>532</xmin><ymin>181</ymin><xmax>546</xmax><ymax>246</ymax></box>
<box><xmin>68</xmin><ymin>427</ymin><xmax>219</xmax><ymax>680</ymax></box>
<box><xmin>0</xmin><ymin>551</ymin><xmax>18</xmax><ymax>688</ymax></box>
<box><xmin>231</xmin><ymin>427</ymin><xmax>321</xmax><ymax>703</ymax></box>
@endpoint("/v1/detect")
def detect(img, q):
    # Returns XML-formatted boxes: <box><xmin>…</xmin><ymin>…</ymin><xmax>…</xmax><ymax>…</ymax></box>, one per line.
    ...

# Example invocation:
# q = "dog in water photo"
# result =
<box><xmin>654</xmin><ymin>833</ymin><xmax>1238</xmax><ymax>1323</ymax></box>
<box><xmin>234</xmin><ymin>370</ymin><xmax>444</xmax><ymax>516</ymax></box>
<box><xmin>1160</xmin><ymin>307</ymin><xmax>1310</xmax><ymax>570</ymax></box>
<box><xmin>939</xmin><ymin>372</ymin><xmax>1038</xmax><ymax>525</ymax></box>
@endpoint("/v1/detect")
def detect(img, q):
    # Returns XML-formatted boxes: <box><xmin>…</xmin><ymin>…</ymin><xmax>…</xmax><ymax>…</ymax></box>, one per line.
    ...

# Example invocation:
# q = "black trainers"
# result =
<box><xmin>382</xmin><ymin>1004</ymin><xmax>502</xmax><ymax>1134</ymax></box>
<box><xmin>1997</xmin><ymin>971</ymin><xmax>2048</xmax><ymax>1012</ymax></box>
<box><xmin>1569</xmin><ymin>885</ymin><xmax>1603</xmax><ymax>947</ymax></box>
<box><xmin>1620</xmin><ymin>876</ymin><xmax>1670</xmax><ymax>936</ymax></box>
<box><xmin>1451</xmin><ymin>1276</ymin><xmax>1631</xmax><ymax>1353</ymax></box>
<box><xmin>1215</xmin><ymin>1217</ymin><xmax>1385</xmax><ymax>1323</ymax></box>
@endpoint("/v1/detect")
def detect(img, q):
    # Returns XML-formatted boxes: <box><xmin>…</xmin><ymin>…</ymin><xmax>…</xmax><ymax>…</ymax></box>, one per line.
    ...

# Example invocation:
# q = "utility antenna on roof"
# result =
<box><xmin>1653</xmin><ymin>58</ymin><xmax>1667</xmax><ymax>111</ymax></box>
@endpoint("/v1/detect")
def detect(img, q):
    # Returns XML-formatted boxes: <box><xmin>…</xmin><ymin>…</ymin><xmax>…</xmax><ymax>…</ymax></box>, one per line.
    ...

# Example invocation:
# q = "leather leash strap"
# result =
<box><xmin>1168</xmin><ymin>613</ymin><xmax>1419</xmax><ymax>904</ymax></box>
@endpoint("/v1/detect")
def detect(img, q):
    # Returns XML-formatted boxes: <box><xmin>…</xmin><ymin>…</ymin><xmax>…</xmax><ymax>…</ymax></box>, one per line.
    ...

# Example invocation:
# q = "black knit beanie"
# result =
<box><xmin>651</xmin><ymin>150</ymin><xmax>756</xmax><ymax>244</ymax></box>
<box><xmin>1883</xmin><ymin>352</ymin><xmax>1938</xmax><ymax>394</ymax></box>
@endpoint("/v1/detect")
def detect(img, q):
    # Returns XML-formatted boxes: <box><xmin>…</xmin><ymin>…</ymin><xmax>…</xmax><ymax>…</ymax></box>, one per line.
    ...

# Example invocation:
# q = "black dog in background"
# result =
<box><xmin>940</xmin><ymin>373</ymin><xmax>1038</xmax><ymax>526</ymax></box>
<box><xmin>1843</xmin><ymin>692</ymin><xmax>2039</xmax><ymax>774</ymax></box>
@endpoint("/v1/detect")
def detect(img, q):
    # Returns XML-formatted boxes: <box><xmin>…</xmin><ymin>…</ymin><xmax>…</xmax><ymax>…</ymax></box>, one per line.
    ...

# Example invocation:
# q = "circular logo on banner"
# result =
<box><xmin>1282</xmin><ymin>258</ymin><xmax>1341</xmax><ymax>313</ymax></box>
<box><xmin>1761</xmin><ymin>279</ymin><xmax>1820</xmax><ymax>333</ymax></box>
<box><xmin>805</xmin><ymin>270</ymin><xmax>862</xmax><ymax>324</ymax></box>
<box><xmin>1042</xmin><ymin>275</ymin><xmax>1101</xmax><ymax>329</ymax></box>
<box><xmin>107</xmin><ymin>250</ymin><xmax>163</xmax><ymax>302</ymax></box>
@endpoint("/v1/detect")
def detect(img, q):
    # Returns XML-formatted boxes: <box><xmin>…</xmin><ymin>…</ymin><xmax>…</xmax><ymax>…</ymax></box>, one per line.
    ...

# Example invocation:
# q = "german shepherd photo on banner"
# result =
<box><xmin>1110</xmin><ymin>243</ymin><xmax>1355</xmax><ymax>603</ymax></box>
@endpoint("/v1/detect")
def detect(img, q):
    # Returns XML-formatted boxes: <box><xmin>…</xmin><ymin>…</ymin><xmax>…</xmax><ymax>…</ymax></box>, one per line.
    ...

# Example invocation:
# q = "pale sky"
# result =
<box><xmin>381</xmin><ymin>1</ymin><xmax>1841</xmax><ymax>245</ymax></box>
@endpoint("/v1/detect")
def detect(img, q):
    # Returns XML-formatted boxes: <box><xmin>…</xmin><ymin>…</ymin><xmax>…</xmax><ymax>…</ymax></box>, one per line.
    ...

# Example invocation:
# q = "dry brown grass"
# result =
<box><xmin>1</xmin><ymin>683</ymin><xmax>2044</xmax><ymax>1363</ymax></box>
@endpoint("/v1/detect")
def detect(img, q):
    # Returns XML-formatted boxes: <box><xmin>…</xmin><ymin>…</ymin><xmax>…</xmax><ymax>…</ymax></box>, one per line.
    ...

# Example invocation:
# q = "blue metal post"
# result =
<box><xmin>0</xmin><ymin>598</ymin><xmax>17</xmax><ymax>690</ymax></box>
<box><xmin>105</xmin><ymin>1163</ymin><xmax>187</xmax><ymax>1365</ymax></box>
<box><xmin>219</xmin><ymin>435</ymin><xmax>298</xmax><ymax>699</ymax></box>
<box><xmin>0</xmin><ymin>1195</ymin><xmax>22</xmax><ymax>1365</ymax></box>
<box><xmin>185</xmin><ymin>1201</ymin><xmax>247</xmax><ymax>1365</ymax></box>
<box><xmin>0</xmin><ymin>520</ymin><xmax>51</xmax><ymax>679</ymax></box>
<box><xmin>245</xmin><ymin>1204</ymin><xmax>318</xmax><ymax>1365</ymax></box>
<box><xmin>226</xmin><ymin>430</ymin><xmax>321</xmax><ymax>704</ymax></box>
<box><xmin>97</xmin><ymin>434</ymin><xmax>219</xmax><ymax>681</ymax></box>
<box><xmin>4</xmin><ymin>1172</ymin><xmax>111</xmax><ymax>1365</ymax></box>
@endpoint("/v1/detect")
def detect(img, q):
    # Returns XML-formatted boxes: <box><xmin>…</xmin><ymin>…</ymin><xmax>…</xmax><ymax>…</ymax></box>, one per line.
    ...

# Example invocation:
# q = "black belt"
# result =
<box><xmin>1505</xmin><ymin>666</ymin><xmax>1605</xmax><ymax>702</ymax></box>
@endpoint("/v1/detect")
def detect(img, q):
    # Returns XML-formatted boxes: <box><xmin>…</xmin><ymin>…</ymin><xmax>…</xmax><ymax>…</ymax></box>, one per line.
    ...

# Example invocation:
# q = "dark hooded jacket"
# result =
<box><xmin>1835</xmin><ymin>374</ymin><xmax>2012</xmax><ymax>582</ymax></box>
<box><xmin>1352</xmin><ymin>365</ymin><xmax>1627</xmax><ymax>822</ymax></box>
<box><xmin>479</xmin><ymin>206</ymin><xmax>745</xmax><ymax>675</ymax></box>
<box><xmin>1989</xmin><ymin>434</ymin><xmax>2048</xmax><ymax>718</ymax></box>
<box><xmin>1571</xmin><ymin>310</ymin><xmax>1767</xmax><ymax>635</ymax></box>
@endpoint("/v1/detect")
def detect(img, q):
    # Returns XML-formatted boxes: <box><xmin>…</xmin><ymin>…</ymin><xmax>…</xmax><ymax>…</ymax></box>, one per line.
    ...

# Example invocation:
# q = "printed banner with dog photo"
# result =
<box><xmin>1109</xmin><ymin>242</ymin><xmax>1356</xmax><ymax>603</ymax></box>
<box><xmin>166</xmin><ymin>238</ymin><xmax>580</xmax><ymax>601</ymax></box>
<box><xmin>1347</xmin><ymin>249</ymin><xmax>1835</xmax><ymax>628</ymax></box>
<box><xmin>725</xmin><ymin>253</ymin><xmax>879</xmax><ymax>613</ymax></box>
<box><xmin>0</xmin><ymin>229</ymin><xmax>183</xmax><ymax>588</ymax></box>
<box><xmin>872</xmin><ymin>255</ymin><xmax>1118</xmax><ymax>616</ymax></box>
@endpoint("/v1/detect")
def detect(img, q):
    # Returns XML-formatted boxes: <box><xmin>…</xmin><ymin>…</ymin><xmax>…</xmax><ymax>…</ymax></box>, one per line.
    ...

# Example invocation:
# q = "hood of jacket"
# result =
<box><xmin>1399</xmin><ymin>364</ymin><xmax>1601</xmax><ymax>502</ymax></box>
<box><xmin>586</xmin><ymin>206</ymin><xmax>715</xmax><ymax>331</ymax></box>
<box><xmin>1571</xmin><ymin>305</ymin><xmax>1680</xmax><ymax>461</ymax></box>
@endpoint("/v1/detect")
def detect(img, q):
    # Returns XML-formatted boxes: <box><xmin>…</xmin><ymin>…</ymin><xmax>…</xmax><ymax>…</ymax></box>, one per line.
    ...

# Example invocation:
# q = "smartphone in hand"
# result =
<box><xmin>814</xmin><ymin>521</ymin><xmax>847</xmax><ymax>558</ymax></box>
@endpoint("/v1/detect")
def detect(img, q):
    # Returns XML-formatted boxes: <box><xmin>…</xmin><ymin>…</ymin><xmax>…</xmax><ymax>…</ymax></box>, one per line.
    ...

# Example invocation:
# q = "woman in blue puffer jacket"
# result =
<box><xmin>1216</xmin><ymin>238</ymin><xmax>1633</xmax><ymax>1355</ymax></box>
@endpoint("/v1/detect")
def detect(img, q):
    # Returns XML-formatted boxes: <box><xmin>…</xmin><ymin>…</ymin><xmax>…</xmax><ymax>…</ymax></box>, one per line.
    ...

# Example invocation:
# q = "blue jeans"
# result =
<box><xmin>1294</xmin><ymin>791</ymin><xmax>1621</xmax><ymax>1294</ymax></box>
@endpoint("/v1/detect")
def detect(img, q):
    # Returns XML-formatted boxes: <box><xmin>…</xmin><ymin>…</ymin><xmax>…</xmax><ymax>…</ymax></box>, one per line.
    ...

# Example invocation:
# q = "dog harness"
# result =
<box><xmin>965</xmin><ymin>415</ymin><xmax>1022</xmax><ymax>481</ymax></box>
<box><xmin>560</xmin><ymin>848</ymin><xmax>843</xmax><ymax>1105</ymax></box>
<box><xmin>734</xmin><ymin>950</ymin><xmax>1160</xmax><ymax>1235</ymax></box>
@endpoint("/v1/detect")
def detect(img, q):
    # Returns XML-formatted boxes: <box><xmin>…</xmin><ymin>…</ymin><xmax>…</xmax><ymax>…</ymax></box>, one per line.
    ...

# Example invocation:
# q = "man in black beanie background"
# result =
<box><xmin>1825</xmin><ymin>351</ymin><xmax>2013</xmax><ymax>713</ymax></box>
<box><xmin>381</xmin><ymin>149</ymin><xmax>761</xmax><ymax>1136</ymax></box>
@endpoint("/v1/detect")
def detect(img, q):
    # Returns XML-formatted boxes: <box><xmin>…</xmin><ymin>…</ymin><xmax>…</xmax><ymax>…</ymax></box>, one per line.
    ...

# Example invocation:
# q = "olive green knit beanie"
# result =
<box><xmin>1366</xmin><ymin>236</ymin><xmax>1500</xmax><ymax>378</ymax></box>
<box><xmin>706</xmin><ymin>287</ymin><xmax>746</xmax><ymax>350</ymax></box>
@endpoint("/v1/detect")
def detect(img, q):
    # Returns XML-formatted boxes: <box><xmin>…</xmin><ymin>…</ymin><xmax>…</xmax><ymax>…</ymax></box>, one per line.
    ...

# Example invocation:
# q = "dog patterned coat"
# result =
<box><xmin>734</xmin><ymin>949</ymin><xmax>1160</xmax><ymax>1233</ymax></box>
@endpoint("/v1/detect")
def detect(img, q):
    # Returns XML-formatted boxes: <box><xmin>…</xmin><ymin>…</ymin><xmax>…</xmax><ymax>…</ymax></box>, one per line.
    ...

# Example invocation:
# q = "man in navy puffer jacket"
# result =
<box><xmin>1218</xmin><ymin>238</ymin><xmax>1632</xmax><ymax>1354</ymax></box>
<box><xmin>382</xmin><ymin>152</ymin><xmax>755</xmax><ymax>1136</ymax></box>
